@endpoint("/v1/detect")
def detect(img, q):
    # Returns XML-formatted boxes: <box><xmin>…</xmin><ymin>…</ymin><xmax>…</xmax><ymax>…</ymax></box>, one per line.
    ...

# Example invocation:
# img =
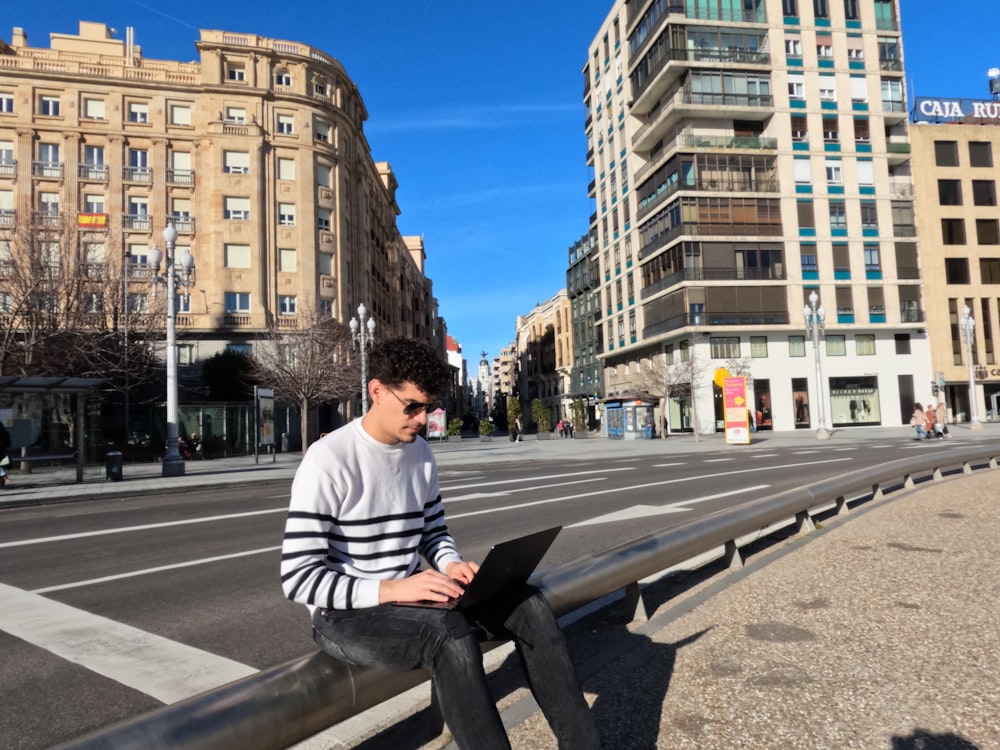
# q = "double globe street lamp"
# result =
<box><xmin>148</xmin><ymin>222</ymin><xmax>195</xmax><ymax>476</ymax></box>
<box><xmin>350</xmin><ymin>303</ymin><xmax>376</xmax><ymax>415</ymax></box>
<box><xmin>803</xmin><ymin>291</ymin><xmax>830</xmax><ymax>440</ymax></box>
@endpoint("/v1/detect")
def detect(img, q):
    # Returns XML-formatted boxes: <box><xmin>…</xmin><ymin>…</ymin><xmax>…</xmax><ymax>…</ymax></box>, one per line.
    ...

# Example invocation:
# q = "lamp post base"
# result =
<box><xmin>815</xmin><ymin>427</ymin><xmax>831</xmax><ymax>440</ymax></box>
<box><xmin>970</xmin><ymin>420</ymin><xmax>984</xmax><ymax>431</ymax></box>
<box><xmin>162</xmin><ymin>456</ymin><xmax>186</xmax><ymax>477</ymax></box>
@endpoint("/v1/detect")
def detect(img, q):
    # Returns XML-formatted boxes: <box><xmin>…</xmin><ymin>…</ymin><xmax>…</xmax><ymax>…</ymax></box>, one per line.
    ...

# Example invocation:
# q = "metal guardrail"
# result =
<box><xmin>54</xmin><ymin>445</ymin><xmax>1000</xmax><ymax>750</ymax></box>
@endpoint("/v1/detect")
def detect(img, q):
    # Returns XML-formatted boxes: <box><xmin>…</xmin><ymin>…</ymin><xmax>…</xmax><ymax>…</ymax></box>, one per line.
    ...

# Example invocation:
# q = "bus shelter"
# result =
<box><xmin>0</xmin><ymin>376</ymin><xmax>107</xmax><ymax>483</ymax></box>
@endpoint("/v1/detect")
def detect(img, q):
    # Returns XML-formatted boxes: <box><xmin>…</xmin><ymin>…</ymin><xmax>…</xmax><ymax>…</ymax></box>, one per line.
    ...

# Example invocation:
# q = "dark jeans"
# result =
<box><xmin>312</xmin><ymin>586</ymin><xmax>600</xmax><ymax>750</ymax></box>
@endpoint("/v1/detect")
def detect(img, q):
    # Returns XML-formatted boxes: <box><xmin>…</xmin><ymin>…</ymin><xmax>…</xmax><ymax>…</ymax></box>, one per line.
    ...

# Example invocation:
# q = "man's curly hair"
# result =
<box><xmin>367</xmin><ymin>337</ymin><xmax>452</xmax><ymax>397</ymax></box>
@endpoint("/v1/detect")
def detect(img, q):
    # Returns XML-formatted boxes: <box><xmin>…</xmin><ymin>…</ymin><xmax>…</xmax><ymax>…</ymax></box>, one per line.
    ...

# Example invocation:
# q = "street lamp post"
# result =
<box><xmin>803</xmin><ymin>291</ymin><xmax>830</xmax><ymax>440</ymax></box>
<box><xmin>349</xmin><ymin>303</ymin><xmax>376</xmax><ymax>415</ymax></box>
<box><xmin>960</xmin><ymin>305</ymin><xmax>982</xmax><ymax>429</ymax></box>
<box><xmin>148</xmin><ymin>222</ymin><xmax>195</xmax><ymax>476</ymax></box>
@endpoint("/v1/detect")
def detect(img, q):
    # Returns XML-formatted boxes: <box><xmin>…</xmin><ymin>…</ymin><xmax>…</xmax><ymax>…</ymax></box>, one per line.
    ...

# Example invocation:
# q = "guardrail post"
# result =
<box><xmin>872</xmin><ymin>482</ymin><xmax>884</xmax><ymax>500</ymax></box>
<box><xmin>903</xmin><ymin>473</ymin><xmax>914</xmax><ymax>489</ymax></box>
<box><xmin>990</xmin><ymin>457</ymin><xmax>998</xmax><ymax>469</ymax></box>
<box><xmin>835</xmin><ymin>496</ymin><xmax>849</xmax><ymax>515</ymax></box>
<box><xmin>794</xmin><ymin>511</ymin><xmax>815</xmax><ymax>534</ymax></box>
<box><xmin>933</xmin><ymin>466</ymin><xmax>943</xmax><ymax>481</ymax></box>
<box><xmin>724</xmin><ymin>540</ymin><xmax>743</xmax><ymax>570</ymax></box>
<box><xmin>624</xmin><ymin>581</ymin><xmax>648</xmax><ymax>624</ymax></box>
<box><xmin>963</xmin><ymin>461</ymin><xmax>973</xmax><ymax>475</ymax></box>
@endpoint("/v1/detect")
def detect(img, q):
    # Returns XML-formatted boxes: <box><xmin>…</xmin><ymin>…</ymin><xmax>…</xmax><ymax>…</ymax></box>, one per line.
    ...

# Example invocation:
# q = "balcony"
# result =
<box><xmin>881</xmin><ymin>101</ymin><xmax>908</xmax><ymax>125</ymax></box>
<box><xmin>632</xmin><ymin>87</ymin><xmax>773</xmax><ymax>152</ymax></box>
<box><xmin>123</xmin><ymin>213</ymin><xmax>152</xmax><ymax>231</ymax></box>
<box><xmin>276</xmin><ymin>316</ymin><xmax>299</xmax><ymax>330</ymax></box>
<box><xmin>639</xmin><ymin>220</ymin><xmax>783</xmax><ymax>260</ymax></box>
<box><xmin>167</xmin><ymin>169</ymin><xmax>195</xmax><ymax>186</ymax></box>
<box><xmin>171</xmin><ymin>216</ymin><xmax>196</xmax><ymax>234</ymax></box>
<box><xmin>637</xmin><ymin>177</ymin><xmax>778</xmax><ymax>222</ymax></box>
<box><xmin>879</xmin><ymin>58</ymin><xmax>903</xmax><ymax>73</ymax></box>
<box><xmin>632</xmin><ymin>46</ymin><xmax>771</xmax><ymax>111</ymax></box>
<box><xmin>0</xmin><ymin>160</ymin><xmax>16</xmax><ymax>178</ymax></box>
<box><xmin>223</xmin><ymin>314</ymin><xmax>252</xmax><ymax>327</ymax></box>
<box><xmin>893</xmin><ymin>223</ymin><xmax>917</xmax><ymax>237</ymax></box>
<box><xmin>0</xmin><ymin>209</ymin><xmax>14</xmax><ymax>227</ymax></box>
<box><xmin>679</xmin><ymin>133</ymin><xmax>777</xmax><ymax>151</ymax></box>
<box><xmin>78</xmin><ymin>164</ymin><xmax>109</xmax><ymax>181</ymax></box>
<box><xmin>32</xmin><ymin>210</ymin><xmax>62</xmax><ymax>227</ymax></box>
<box><xmin>124</xmin><ymin>166</ymin><xmax>152</xmax><ymax>184</ymax></box>
<box><xmin>32</xmin><ymin>161</ymin><xmax>63</xmax><ymax>179</ymax></box>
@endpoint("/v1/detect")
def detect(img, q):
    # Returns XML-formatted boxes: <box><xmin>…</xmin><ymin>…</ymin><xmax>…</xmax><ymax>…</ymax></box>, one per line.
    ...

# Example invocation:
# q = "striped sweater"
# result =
<box><xmin>280</xmin><ymin>419</ymin><xmax>462</xmax><ymax>612</ymax></box>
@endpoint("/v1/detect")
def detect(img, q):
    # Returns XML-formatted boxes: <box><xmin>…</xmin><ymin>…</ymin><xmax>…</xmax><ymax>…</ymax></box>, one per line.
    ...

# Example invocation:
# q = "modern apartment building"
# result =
<box><xmin>0</xmin><ymin>22</ymin><xmax>438</xmax><ymax>380</ymax></box>
<box><xmin>582</xmin><ymin>0</ymin><xmax>929</xmax><ymax>433</ymax></box>
<box><xmin>566</xmin><ymin>231</ymin><xmax>604</xmax><ymax>426</ymax></box>
<box><xmin>910</xmin><ymin>93</ymin><xmax>1000</xmax><ymax>421</ymax></box>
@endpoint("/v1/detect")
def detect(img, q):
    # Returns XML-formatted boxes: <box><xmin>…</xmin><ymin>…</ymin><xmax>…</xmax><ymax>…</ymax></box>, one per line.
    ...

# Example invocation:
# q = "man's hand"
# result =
<box><xmin>445</xmin><ymin>560</ymin><xmax>479</xmax><ymax>586</ymax></box>
<box><xmin>379</xmin><ymin>569</ymin><xmax>467</xmax><ymax>604</ymax></box>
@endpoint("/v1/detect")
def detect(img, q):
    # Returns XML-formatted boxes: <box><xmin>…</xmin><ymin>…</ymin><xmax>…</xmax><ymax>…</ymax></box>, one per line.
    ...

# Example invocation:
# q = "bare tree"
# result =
<box><xmin>0</xmin><ymin>214</ymin><xmax>161</xmax><ymax>385</ymax></box>
<box><xmin>250</xmin><ymin>306</ymin><xmax>359</xmax><ymax>451</ymax></box>
<box><xmin>636</xmin><ymin>348</ymin><xmax>714</xmax><ymax>439</ymax></box>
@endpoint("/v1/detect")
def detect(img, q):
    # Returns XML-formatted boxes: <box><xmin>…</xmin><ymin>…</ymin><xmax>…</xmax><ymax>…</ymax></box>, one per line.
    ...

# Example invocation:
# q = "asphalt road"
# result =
<box><xmin>0</xmin><ymin>434</ymin><xmax>971</xmax><ymax>749</ymax></box>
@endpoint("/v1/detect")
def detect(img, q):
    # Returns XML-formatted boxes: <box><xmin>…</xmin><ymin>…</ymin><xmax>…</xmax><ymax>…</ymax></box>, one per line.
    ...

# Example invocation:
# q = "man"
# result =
<box><xmin>281</xmin><ymin>337</ymin><xmax>600</xmax><ymax>749</ymax></box>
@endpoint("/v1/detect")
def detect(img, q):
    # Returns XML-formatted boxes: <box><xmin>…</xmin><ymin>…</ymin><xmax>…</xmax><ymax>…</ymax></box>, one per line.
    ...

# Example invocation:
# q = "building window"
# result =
<box><xmin>275</xmin><ymin>70</ymin><xmax>292</xmax><ymax>87</ymax></box>
<box><xmin>934</xmin><ymin>140</ymin><xmax>959</xmax><ymax>167</ymax></box>
<box><xmin>972</xmin><ymin>180</ymin><xmax>997</xmax><ymax>206</ymax></box>
<box><xmin>942</xmin><ymin>218</ymin><xmax>966</xmax><ymax>245</ymax></box>
<box><xmin>817</xmin><ymin>37</ymin><xmax>833</xmax><ymax>60</ymax></box>
<box><xmin>224</xmin><ymin>107</ymin><xmax>247</xmax><ymax>124</ymax></box>
<box><xmin>800</xmin><ymin>249</ymin><xmax>818</xmax><ymax>273</ymax></box>
<box><xmin>794</xmin><ymin>158</ymin><xmax>812</xmax><ymax>184</ymax></box>
<box><xmin>279</xmin><ymin>295</ymin><xmax>297</xmax><ymax>315</ymax></box>
<box><xmin>825</xmin><ymin>335</ymin><xmax>846</xmax><ymax>356</ymax></box>
<box><xmin>128</xmin><ymin>102</ymin><xmax>149</xmax><ymax>123</ymax></box>
<box><xmin>39</xmin><ymin>95</ymin><xmax>61</xmax><ymax>116</ymax></box>
<box><xmin>227</xmin><ymin>63</ymin><xmax>246</xmax><ymax>82</ymax></box>
<box><xmin>970</xmin><ymin>142</ymin><xmax>993</xmax><ymax>168</ymax></box>
<box><xmin>979</xmin><ymin>258</ymin><xmax>1000</xmax><ymax>284</ymax></box>
<box><xmin>223</xmin><ymin>151</ymin><xmax>250</xmax><ymax>174</ymax></box>
<box><xmin>860</xmin><ymin>202</ymin><xmax>878</xmax><ymax>230</ymax></box>
<box><xmin>945</xmin><ymin>257</ymin><xmax>970</xmax><ymax>284</ymax></box>
<box><xmin>317</xmin><ymin>209</ymin><xmax>332</xmax><ymax>231</ymax></box>
<box><xmin>224</xmin><ymin>244</ymin><xmax>251</xmax><ymax>268</ymax></box>
<box><xmin>813</xmin><ymin>0</ymin><xmax>829</xmax><ymax>17</ymax></box>
<box><xmin>822</xmin><ymin>117</ymin><xmax>838</xmax><ymax>143</ymax></box>
<box><xmin>788</xmin><ymin>74</ymin><xmax>805</xmax><ymax>101</ymax></box>
<box><xmin>278</xmin><ymin>158</ymin><xmax>296</xmax><ymax>180</ymax></box>
<box><xmin>825</xmin><ymin>160</ymin><xmax>842</xmax><ymax>185</ymax></box>
<box><xmin>314</xmin><ymin>122</ymin><xmax>330</xmax><ymax>142</ymax></box>
<box><xmin>819</xmin><ymin>79</ymin><xmax>837</xmax><ymax>102</ymax></box>
<box><xmin>797</xmin><ymin>200</ymin><xmax>815</xmax><ymax>228</ymax></box>
<box><xmin>664</xmin><ymin>344</ymin><xmax>674</xmax><ymax>365</ymax></box>
<box><xmin>278</xmin><ymin>203</ymin><xmax>296</xmax><ymax>225</ymax></box>
<box><xmin>880</xmin><ymin>78</ymin><xmax>903</xmax><ymax>111</ymax></box>
<box><xmin>829</xmin><ymin>201</ymin><xmax>847</xmax><ymax>230</ymax></box>
<box><xmin>783</xmin><ymin>0</ymin><xmax>797</xmax><ymax>15</ymax></box>
<box><xmin>864</xmin><ymin>244</ymin><xmax>880</xmax><ymax>272</ymax></box>
<box><xmin>750</xmin><ymin>336</ymin><xmax>768</xmax><ymax>358</ymax></box>
<box><xmin>224</xmin><ymin>197</ymin><xmax>250</xmax><ymax>220</ymax></box>
<box><xmin>83</xmin><ymin>97</ymin><xmax>105</xmax><ymax>119</ymax></box>
<box><xmin>937</xmin><ymin>179</ymin><xmax>962</xmax><ymax>206</ymax></box>
<box><xmin>224</xmin><ymin>292</ymin><xmax>251</xmax><ymax>313</ymax></box>
<box><xmin>785</xmin><ymin>35</ymin><xmax>802</xmax><ymax>56</ymax></box>
<box><xmin>788</xmin><ymin>335</ymin><xmax>806</xmax><ymax>357</ymax></box>
<box><xmin>679</xmin><ymin>340</ymin><xmax>690</xmax><ymax>362</ymax></box>
<box><xmin>710</xmin><ymin>337</ymin><xmax>740</xmax><ymax>359</ymax></box>
<box><xmin>844</xmin><ymin>0</ymin><xmax>859</xmax><ymax>19</ymax></box>
<box><xmin>279</xmin><ymin>248</ymin><xmax>296</xmax><ymax>273</ymax></box>
<box><xmin>791</xmin><ymin>114</ymin><xmax>807</xmax><ymax>142</ymax></box>
<box><xmin>894</xmin><ymin>333</ymin><xmax>910</xmax><ymax>354</ymax></box>
<box><xmin>855</xmin><ymin>334</ymin><xmax>876</xmax><ymax>356</ymax></box>
<box><xmin>854</xmin><ymin>118</ymin><xmax>870</xmax><ymax>143</ymax></box>
<box><xmin>277</xmin><ymin>114</ymin><xmax>294</xmax><ymax>134</ymax></box>
<box><xmin>977</xmin><ymin>219</ymin><xmax>1000</xmax><ymax>245</ymax></box>
<box><xmin>169</xmin><ymin>103</ymin><xmax>191</xmax><ymax>126</ymax></box>
<box><xmin>0</xmin><ymin>92</ymin><xmax>14</xmax><ymax>113</ymax></box>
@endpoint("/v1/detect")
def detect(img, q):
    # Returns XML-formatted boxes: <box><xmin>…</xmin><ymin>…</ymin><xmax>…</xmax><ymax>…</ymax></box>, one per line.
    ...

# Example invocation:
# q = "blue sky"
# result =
<box><xmin>4</xmin><ymin>1</ymin><xmax>998</xmax><ymax>371</ymax></box>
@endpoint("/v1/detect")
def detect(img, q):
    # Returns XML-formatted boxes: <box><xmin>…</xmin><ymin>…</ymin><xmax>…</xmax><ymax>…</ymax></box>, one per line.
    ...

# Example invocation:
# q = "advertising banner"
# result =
<box><xmin>723</xmin><ymin>376</ymin><xmax>750</xmax><ymax>445</ymax></box>
<box><xmin>427</xmin><ymin>408</ymin><xmax>447</xmax><ymax>440</ymax></box>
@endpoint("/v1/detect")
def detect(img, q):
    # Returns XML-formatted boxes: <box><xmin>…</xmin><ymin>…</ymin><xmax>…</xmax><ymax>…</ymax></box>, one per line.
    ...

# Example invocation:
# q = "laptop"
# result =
<box><xmin>396</xmin><ymin>526</ymin><xmax>562</xmax><ymax>611</ymax></box>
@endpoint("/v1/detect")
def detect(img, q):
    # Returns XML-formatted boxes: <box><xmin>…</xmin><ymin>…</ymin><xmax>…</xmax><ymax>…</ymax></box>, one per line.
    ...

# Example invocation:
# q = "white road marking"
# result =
<box><xmin>441</xmin><ymin>467</ymin><xmax>630</xmax><ymax>491</ymax></box>
<box><xmin>0</xmin><ymin>583</ymin><xmax>257</xmax><ymax>704</ymax></box>
<box><xmin>447</xmin><ymin>458</ymin><xmax>851</xmax><ymax>520</ymax></box>
<box><xmin>652</xmin><ymin>462</ymin><xmax>686</xmax><ymax>467</ymax></box>
<box><xmin>31</xmin><ymin>547</ymin><xmax>281</xmax><ymax>593</ymax></box>
<box><xmin>0</xmin><ymin>508</ymin><xmax>287</xmax><ymax>549</ymax></box>
<box><xmin>447</xmin><ymin>476</ymin><xmax>602</xmax><ymax>502</ymax></box>
<box><xmin>703</xmin><ymin>458</ymin><xmax>733</xmax><ymax>463</ymax></box>
<box><xmin>570</xmin><ymin>486</ymin><xmax>767</xmax><ymax>527</ymax></box>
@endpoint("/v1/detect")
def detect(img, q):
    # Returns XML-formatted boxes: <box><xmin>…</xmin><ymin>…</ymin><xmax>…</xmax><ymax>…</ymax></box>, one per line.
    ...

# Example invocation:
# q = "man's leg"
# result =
<box><xmin>478</xmin><ymin>588</ymin><xmax>602</xmax><ymax>749</ymax></box>
<box><xmin>312</xmin><ymin>605</ymin><xmax>510</xmax><ymax>750</ymax></box>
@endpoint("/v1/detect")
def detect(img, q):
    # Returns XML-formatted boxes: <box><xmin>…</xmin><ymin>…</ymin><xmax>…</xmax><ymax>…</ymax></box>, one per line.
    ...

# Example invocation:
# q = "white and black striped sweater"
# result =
<box><xmin>281</xmin><ymin>419</ymin><xmax>463</xmax><ymax>612</ymax></box>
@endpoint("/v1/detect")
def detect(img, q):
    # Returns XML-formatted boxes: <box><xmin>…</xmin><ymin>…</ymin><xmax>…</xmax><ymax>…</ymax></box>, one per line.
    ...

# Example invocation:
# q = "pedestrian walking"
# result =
<box><xmin>910</xmin><ymin>403</ymin><xmax>928</xmax><ymax>440</ymax></box>
<box><xmin>935</xmin><ymin>401</ymin><xmax>952</xmax><ymax>438</ymax></box>
<box><xmin>0</xmin><ymin>420</ymin><xmax>10</xmax><ymax>488</ymax></box>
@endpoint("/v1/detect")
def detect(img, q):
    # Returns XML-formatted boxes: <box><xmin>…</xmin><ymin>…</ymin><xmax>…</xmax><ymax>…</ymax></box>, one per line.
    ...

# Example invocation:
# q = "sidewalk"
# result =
<box><xmin>5</xmin><ymin>424</ymin><xmax>1000</xmax><ymax>748</ymax></box>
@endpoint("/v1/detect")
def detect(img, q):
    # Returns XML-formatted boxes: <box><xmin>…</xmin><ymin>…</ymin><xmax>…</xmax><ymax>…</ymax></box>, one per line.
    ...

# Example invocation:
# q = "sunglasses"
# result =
<box><xmin>385</xmin><ymin>386</ymin><xmax>441</xmax><ymax>416</ymax></box>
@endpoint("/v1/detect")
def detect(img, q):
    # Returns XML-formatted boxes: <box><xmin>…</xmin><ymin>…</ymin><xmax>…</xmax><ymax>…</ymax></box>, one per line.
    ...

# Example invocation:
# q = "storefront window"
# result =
<box><xmin>829</xmin><ymin>376</ymin><xmax>880</xmax><ymax>426</ymax></box>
